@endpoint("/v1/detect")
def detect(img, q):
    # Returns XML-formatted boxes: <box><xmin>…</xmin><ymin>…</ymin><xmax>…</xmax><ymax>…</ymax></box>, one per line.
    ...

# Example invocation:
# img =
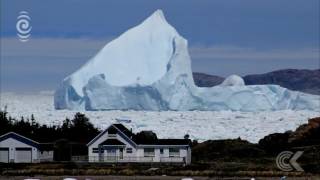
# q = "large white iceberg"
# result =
<box><xmin>54</xmin><ymin>10</ymin><xmax>320</xmax><ymax>111</ymax></box>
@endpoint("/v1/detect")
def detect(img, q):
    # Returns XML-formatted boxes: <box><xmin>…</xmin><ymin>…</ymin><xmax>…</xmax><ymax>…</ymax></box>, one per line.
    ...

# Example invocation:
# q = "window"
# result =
<box><xmin>144</xmin><ymin>148</ymin><xmax>155</xmax><ymax>157</ymax></box>
<box><xmin>120</xmin><ymin>148</ymin><xmax>123</xmax><ymax>159</ymax></box>
<box><xmin>126</xmin><ymin>148</ymin><xmax>133</xmax><ymax>153</ymax></box>
<box><xmin>160</xmin><ymin>148</ymin><xmax>164</xmax><ymax>154</ymax></box>
<box><xmin>92</xmin><ymin>148</ymin><xmax>102</xmax><ymax>153</ymax></box>
<box><xmin>107</xmin><ymin>127</ymin><xmax>117</xmax><ymax>138</ymax></box>
<box><xmin>108</xmin><ymin>134</ymin><xmax>117</xmax><ymax>138</ymax></box>
<box><xmin>169</xmin><ymin>148</ymin><xmax>180</xmax><ymax>157</ymax></box>
<box><xmin>106</xmin><ymin>148</ymin><xmax>116</xmax><ymax>154</ymax></box>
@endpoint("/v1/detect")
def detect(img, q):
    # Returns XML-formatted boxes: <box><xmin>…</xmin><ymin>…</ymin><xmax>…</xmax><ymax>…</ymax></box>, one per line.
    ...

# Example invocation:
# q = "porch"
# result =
<box><xmin>73</xmin><ymin>155</ymin><xmax>185</xmax><ymax>163</ymax></box>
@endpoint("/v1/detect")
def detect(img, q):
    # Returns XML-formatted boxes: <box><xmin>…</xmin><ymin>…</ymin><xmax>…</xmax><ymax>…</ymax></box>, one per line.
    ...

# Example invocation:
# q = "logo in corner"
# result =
<box><xmin>16</xmin><ymin>11</ymin><xmax>32</xmax><ymax>42</ymax></box>
<box><xmin>276</xmin><ymin>151</ymin><xmax>304</xmax><ymax>172</ymax></box>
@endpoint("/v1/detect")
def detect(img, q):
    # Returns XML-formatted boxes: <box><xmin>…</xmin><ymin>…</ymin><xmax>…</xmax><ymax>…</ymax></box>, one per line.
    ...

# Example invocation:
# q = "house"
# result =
<box><xmin>0</xmin><ymin>132</ymin><xmax>54</xmax><ymax>163</ymax></box>
<box><xmin>87</xmin><ymin>124</ymin><xmax>191</xmax><ymax>164</ymax></box>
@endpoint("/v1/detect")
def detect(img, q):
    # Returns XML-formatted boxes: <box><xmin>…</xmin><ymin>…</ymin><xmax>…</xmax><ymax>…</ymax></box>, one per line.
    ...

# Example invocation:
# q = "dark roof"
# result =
<box><xmin>113</xmin><ymin>124</ymin><xmax>134</xmax><ymax>138</ymax></box>
<box><xmin>108</xmin><ymin>124</ymin><xmax>191</xmax><ymax>146</ymax></box>
<box><xmin>99</xmin><ymin>139</ymin><xmax>125</xmax><ymax>146</ymax></box>
<box><xmin>157</xmin><ymin>139</ymin><xmax>191</xmax><ymax>145</ymax></box>
<box><xmin>87</xmin><ymin>123</ymin><xmax>136</xmax><ymax>147</ymax></box>
<box><xmin>0</xmin><ymin>132</ymin><xmax>39</xmax><ymax>148</ymax></box>
<box><xmin>132</xmin><ymin>130</ymin><xmax>190</xmax><ymax>145</ymax></box>
<box><xmin>134</xmin><ymin>139</ymin><xmax>191</xmax><ymax>145</ymax></box>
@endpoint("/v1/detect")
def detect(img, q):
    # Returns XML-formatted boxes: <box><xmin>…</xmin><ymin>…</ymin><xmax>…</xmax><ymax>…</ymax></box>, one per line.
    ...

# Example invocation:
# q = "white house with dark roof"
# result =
<box><xmin>87</xmin><ymin>124</ymin><xmax>191</xmax><ymax>164</ymax></box>
<box><xmin>0</xmin><ymin>132</ymin><xmax>53</xmax><ymax>163</ymax></box>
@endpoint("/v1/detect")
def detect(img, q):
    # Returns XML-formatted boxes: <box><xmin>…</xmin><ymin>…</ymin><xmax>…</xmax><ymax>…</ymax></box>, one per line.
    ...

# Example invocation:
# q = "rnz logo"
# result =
<box><xmin>276</xmin><ymin>151</ymin><xmax>304</xmax><ymax>172</ymax></box>
<box><xmin>16</xmin><ymin>11</ymin><xmax>32</xmax><ymax>42</ymax></box>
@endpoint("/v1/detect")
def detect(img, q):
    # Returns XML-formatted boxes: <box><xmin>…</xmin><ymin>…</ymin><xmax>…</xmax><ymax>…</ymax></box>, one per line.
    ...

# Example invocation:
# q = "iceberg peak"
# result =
<box><xmin>139</xmin><ymin>9</ymin><xmax>174</xmax><ymax>32</ymax></box>
<box><xmin>148</xmin><ymin>9</ymin><xmax>166</xmax><ymax>22</ymax></box>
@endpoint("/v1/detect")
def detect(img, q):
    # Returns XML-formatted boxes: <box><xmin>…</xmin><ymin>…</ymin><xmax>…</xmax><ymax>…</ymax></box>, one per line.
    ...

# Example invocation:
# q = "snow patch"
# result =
<box><xmin>221</xmin><ymin>74</ymin><xmax>245</xmax><ymax>86</ymax></box>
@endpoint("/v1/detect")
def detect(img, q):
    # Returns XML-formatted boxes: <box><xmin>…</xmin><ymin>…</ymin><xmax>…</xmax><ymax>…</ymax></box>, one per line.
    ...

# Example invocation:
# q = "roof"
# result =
<box><xmin>87</xmin><ymin>124</ymin><xmax>137</xmax><ymax>147</ymax></box>
<box><xmin>112</xmin><ymin>124</ymin><xmax>134</xmax><ymax>138</ymax></box>
<box><xmin>135</xmin><ymin>138</ymin><xmax>190</xmax><ymax>145</ymax></box>
<box><xmin>157</xmin><ymin>139</ymin><xmax>191</xmax><ymax>145</ymax></box>
<box><xmin>0</xmin><ymin>132</ymin><xmax>39</xmax><ymax>148</ymax></box>
<box><xmin>99</xmin><ymin>139</ymin><xmax>125</xmax><ymax>146</ymax></box>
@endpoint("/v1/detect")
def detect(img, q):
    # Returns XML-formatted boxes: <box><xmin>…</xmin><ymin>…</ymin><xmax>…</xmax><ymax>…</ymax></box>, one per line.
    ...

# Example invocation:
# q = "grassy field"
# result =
<box><xmin>0</xmin><ymin>175</ymin><xmax>319</xmax><ymax>180</ymax></box>
<box><xmin>0</xmin><ymin>162</ymin><xmax>314</xmax><ymax>178</ymax></box>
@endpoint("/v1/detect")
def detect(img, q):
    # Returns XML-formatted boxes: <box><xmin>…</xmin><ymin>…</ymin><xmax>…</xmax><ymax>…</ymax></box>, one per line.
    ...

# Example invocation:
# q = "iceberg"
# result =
<box><xmin>54</xmin><ymin>10</ymin><xmax>320</xmax><ymax>111</ymax></box>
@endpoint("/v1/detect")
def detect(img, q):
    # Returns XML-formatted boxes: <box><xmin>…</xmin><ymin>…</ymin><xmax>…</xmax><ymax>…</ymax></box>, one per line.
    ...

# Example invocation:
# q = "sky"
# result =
<box><xmin>0</xmin><ymin>0</ymin><xmax>319</xmax><ymax>92</ymax></box>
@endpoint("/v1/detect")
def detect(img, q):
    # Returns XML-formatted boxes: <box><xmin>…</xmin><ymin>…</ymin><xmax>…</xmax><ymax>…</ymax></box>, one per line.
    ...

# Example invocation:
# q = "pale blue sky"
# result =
<box><xmin>1</xmin><ymin>0</ymin><xmax>319</xmax><ymax>91</ymax></box>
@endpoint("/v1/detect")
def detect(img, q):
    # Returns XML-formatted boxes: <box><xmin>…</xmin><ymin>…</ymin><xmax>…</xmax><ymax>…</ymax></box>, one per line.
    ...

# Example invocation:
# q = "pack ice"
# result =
<box><xmin>54</xmin><ymin>10</ymin><xmax>320</xmax><ymax>111</ymax></box>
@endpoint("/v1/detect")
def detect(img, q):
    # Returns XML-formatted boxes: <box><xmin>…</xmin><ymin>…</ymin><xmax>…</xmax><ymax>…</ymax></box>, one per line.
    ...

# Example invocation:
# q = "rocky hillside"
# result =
<box><xmin>192</xmin><ymin>72</ymin><xmax>224</xmax><ymax>87</ymax></box>
<box><xmin>259</xmin><ymin>117</ymin><xmax>320</xmax><ymax>152</ymax></box>
<box><xmin>244</xmin><ymin>69</ymin><xmax>320</xmax><ymax>95</ymax></box>
<box><xmin>192</xmin><ymin>116</ymin><xmax>320</xmax><ymax>173</ymax></box>
<box><xmin>193</xmin><ymin>69</ymin><xmax>320</xmax><ymax>95</ymax></box>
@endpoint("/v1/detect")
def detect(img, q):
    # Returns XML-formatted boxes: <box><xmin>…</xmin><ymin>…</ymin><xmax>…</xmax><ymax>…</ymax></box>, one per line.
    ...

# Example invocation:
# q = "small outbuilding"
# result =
<box><xmin>0</xmin><ymin>132</ymin><xmax>53</xmax><ymax>163</ymax></box>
